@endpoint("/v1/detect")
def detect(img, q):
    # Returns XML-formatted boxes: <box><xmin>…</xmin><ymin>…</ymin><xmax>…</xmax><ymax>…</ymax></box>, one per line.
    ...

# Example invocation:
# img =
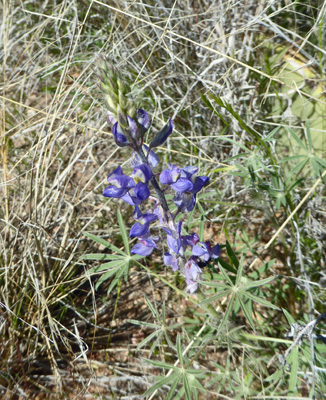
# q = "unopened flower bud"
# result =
<box><xmin>106</xmin><ymin>95</ymin><xmax>118</xmax><ymax>113</ymax></box>
<box><xmin>117</xmin><ymin>78</ymin><xmax>131</xmax><ymax>96</ymax></box>
<box><xmin>117</xmin><ymin>105</ymin><xmax>129</xmax><ymax>128</ymax></box>
<box><xmin>118</xmin><ymin>91</ymin><xmax>127</xmax><ymax>110</ymax></box>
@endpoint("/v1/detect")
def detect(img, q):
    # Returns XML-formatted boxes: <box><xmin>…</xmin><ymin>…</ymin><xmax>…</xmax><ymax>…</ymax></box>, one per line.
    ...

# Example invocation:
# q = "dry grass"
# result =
<box><xmin>1</xmin><ymin>0</ymin><xmax>325</xmax><ymax>399</ymax></box>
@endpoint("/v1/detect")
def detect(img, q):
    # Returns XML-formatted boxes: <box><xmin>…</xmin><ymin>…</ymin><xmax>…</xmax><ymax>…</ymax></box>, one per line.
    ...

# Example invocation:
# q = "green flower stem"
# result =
<box><xmin>196</xmin><ymin>288</ymin><xmax>220</xmax><ymax>319</ymax></box>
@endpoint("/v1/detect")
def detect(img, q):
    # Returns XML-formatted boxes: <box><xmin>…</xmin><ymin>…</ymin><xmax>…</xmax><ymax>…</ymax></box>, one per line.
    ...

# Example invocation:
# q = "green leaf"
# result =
<box><xmin>184</xmin><ymin>375</ymin><xmax>192</xmax><ymax>400</ymax></box>
<box><xmin>226</xmin><ymin>241</ymin><xmax>239</xmax><ymax>269</ymax></box>
<box><xmin>117</xmin><ymin>209</ymin><xmax>130</xmax><ymax>253</ymax></box>
<box><xmin>88</xmin><ymin>259</ymin><xmax>127</xmax><ymax>275</ymax></box>
<box><xmin>166</xmin><ymin>373</ymin><xmax>182</xmax><ymax>400</ymax></box>
<box><xmin>288</xmin><ymin>345</ymin><xmax>299</xmax><ymax>394</ymax></box>
<box><xmin>83</xmin><ymin>232</ymin><xmax>126</xmax><ymax>256</ymax></box>
<box><xmin>241</xmin><ymin>275</ymin><xmax>277</xmax><ymax>290</ymax></box>
<box><xmin>94</xmin><ymin>265</ymin><xmax>124</xmax><ymax>290</ymax></box>
<box><xmin>283</xmin><ymin>308</ymin><xmax>296</xmax><ymax>325</ymax></box>
<box><xmin>238</xmin><ymin>296</ymin><xmax>255</xmax><ymax>330</ymax></box>
<box><xmin>143</xmin><ymin>372</ymin><xmax>178</xmax><ymax>396</ymax></box>
<box><xmin>286</xmin><ymin>127</ymin><xmax>307</xmax><ymax>151</ymax></box>
<box><xmin>305</xmin><ymin>120</ymin><xmax>313</xmax><ymax>152</ymax></box>
<box><xmin>218</xmin><ymin>257</ymin><xmax>237</xmax><ymax>274</ymax></box>
<box><xmin>199</xmin><ymin>289</ymin><xmax>231</xmax><ymax>305</ymax></box>
<box><xmin>242</xmin><ymin>291</ymin><xmax>280</xmax><ymax>310</ymax></box>
<box><xmin>219</xmin><ymin>265</ymin><xmax>235</xmax><ymax>287</ymax></box>
<box><xmin>176</xmin><ymin>334</ymin><xmax>183</xmax><ymax>367</ymax></box>
<box><xmin>263</xmin><ymin>126</ymin><xmax>280</xmax><ymax>142</ymax></box>
<box><xmin>81</xmin><ymin>253</ymin><xmax>124</xmax><ymax>261</ymax></box>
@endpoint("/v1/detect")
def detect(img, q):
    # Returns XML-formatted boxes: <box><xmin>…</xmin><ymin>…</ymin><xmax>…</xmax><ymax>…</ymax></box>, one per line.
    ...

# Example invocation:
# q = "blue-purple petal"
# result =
<box><xmin>191</xmin><ymin>176</ymin><xmax>209</xmax><ymax>194</ymax></box>
<box><xmin>212</xmin><ymin>244</ymin><xmax>221</xmax><ymax>259</ymax></box>
<box><xmin>103</xmin><ymin>186</ymin><xmax>128</xmax><ymax>198</ymax></box>
<box><xmin>174</xmin><ymin>192</ymin><xmax>196</xmax><ymax>212</ymax></box>
<box><xmin>132</xmin><ymin>164</ymin><xmax>152</xmax><ymax>183</ymax></box>
<box><xmin>127</xmin><ymin>116</ymin><xmax>139</xmax><ymax>139</ymax></box>
<box><xmin>149</xmin><ymin>119</ymin><xmax>173</xmax><ymax>149</ymax></box>
<box><xmin>171</xmin><ymin>178</ymin><xmax>193</xmax><ymax>193</ymax></box>
<box><xmin>134</xmin><ymin>182</ymin><xmax>150</xmax><ymax>201</ymax></box>
<box><xmin>136</xmin><ymin>109</ymin><xmax>151</xmax><ymax>133</ymax></box>
<box><xmin>112</xmin><ymin>122</ymin><xmax>130</xmax><ymax>147</ymax></box>
<box><xmin>131</xmin><ymin>242</ymin><xmax>154</xmax><ymax>256</ymax></box>
<box><xmin>130</xmin><ymin>222</ymin><xmax>149</xmax><ymax>238</ymax></box>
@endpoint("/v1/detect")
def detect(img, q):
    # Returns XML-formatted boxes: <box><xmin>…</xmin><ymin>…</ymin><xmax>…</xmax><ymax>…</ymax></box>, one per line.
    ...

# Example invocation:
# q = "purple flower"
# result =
<box><xmin>183</xmin><ymin>233</ymin><xmax>200</xmax><ymax>247</ymax></box>
<box><xmin>129</xmin><ymin>206</ymin><xmax>158</xmax><ymax>238</ymax></box>
<box><xmin>184</xmin><ymin>256</ymin><xmax>202</xmax><ymax>293</ymax></box>
<box><xmin>159</xmin><ymin>164</ymin><xmax>181</xmax><ymax>185</ymax></box>
<box><xmin>127</xmin><ymin>115</ymin><xmax>140</xmax><ymax>141</ymax></box>
<box><xmin>112</xmin><ymin>122</ymin><xmax>130</xmax><ymax>147</ymax></box>
<box><xmin>160</xmin><ymin>164</ymin><xmax>209</xmax><ymax>212</ymax></box>
<box><xmin>163</xmin><ymin>221</ymin><xmax>183</xmax><ymax>255</ymax></box>
<box><xmin>103</xmin><ymin>167</ymin><xmax>135</xmax><ymax>198</ymax></box>
<box><xmin>192</xmin><ymin>241</ymin><xmax>221</xmax><ymax>262</ymax></box>
<box><xmin>121</xmin><ymin>182</ymin><xmax>150</xmax><ymax>205</ymax></box>
<box><xmin>131</xmin><ymin>235</ymin><xmax>158</xmax><ymax>256</ymax></box>
<box><xmin>131</xmin><ymin>164</ymin><xmax>152</xmax><ymax>183</ymax></box>
<box><xmin>106</xmin><ymin>111</ymin><xmax>117</xmax><ymax>128</ymax></box>
<box><xmin>130</xmin><ymin>145</ymin><xmax>159</xmax><ymax>169</ymax></box>
<box><xmin>136</xmin><ymin>109</ymin><xmax>151</xmax><ymax>134</ymax></box>
<box><xmin>149</xmin><ymin>119</ymin><xmax>173</xmax><ymax>150</ymax></box>
<box><xmin>163</xmin><ymin>252</ymin><xmax>179</xmax><ymax>271</ymax></box>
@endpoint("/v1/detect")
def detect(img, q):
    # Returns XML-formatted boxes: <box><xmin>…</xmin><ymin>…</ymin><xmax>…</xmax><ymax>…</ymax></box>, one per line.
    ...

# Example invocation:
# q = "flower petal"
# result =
<box><xmin>149</xmin><ymin>119</ymin><xmax>173</xmax><ymax>149</ymax></box>
<box><xmin>132</xmin><ymin>164</ymin><xmax>152</xmax><ymax>183</ymax></box>
<box><xmin>130</xmin><ymin>222</ymin><xmax>149</xmax><ymax>238</ymax></box>
<box><xmin>112</xmin><ymin>122</ymin><xmax>130</xmax><ymax>147</ymax></box>
<box><xmin>171</xmin><ymin>178</ymin><xmax>193</xmax><ymax>193</ymax></box>
<box><xmin>134</xmin><ymin>182</ymin><xmax>150</xmax><ymax>201</ymax></box>
<box><xmin>103</xmin><ymin>186</ymin><xmax>128</xmax><ymax>198</ymax></box>
<box><xmin>136</xmin><ymin>109</ymin><xmax>151</xmax><ymax>133</ymax></box>
<box><xmin>131</xmin><ymin>242</ymin><xmax>154</xmax><ymax>256</ymax></box>
<box><xmin>211</xmin><ymin>244</ymin><xmax>221</xmax><ymax>259</ymax></box>
<box><xmin>191</xmin><ymin>176</ymin><xmax>209</xmax><ymax>194</ymax></box>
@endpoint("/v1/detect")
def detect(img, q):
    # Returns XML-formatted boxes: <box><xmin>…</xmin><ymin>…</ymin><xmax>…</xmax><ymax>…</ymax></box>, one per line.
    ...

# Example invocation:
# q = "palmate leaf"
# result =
<box><xmin>83</xmin><ymin>211</ymin><xmax>143</xmax><ymax>294</ymax></box>
<box><xmin>242</xmin><ymin>291</ymin><xmax>280</xmax><ymax>310</ymax></box>
<box><xmin>83</xmin><ymin>232</ymin><xmax>126</xmax><ymax>256</ymax></box>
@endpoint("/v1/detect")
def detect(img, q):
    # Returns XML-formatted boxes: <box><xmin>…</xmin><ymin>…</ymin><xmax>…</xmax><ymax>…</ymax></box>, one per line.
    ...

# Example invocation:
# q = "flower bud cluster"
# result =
<box><xmin>100</xmin><ymin>60</ymin><xmax>220</xmax><ymax>293</ymax></box>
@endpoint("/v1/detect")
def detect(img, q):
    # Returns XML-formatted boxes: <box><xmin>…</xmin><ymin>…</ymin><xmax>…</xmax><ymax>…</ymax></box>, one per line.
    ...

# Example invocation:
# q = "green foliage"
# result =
<box><xmin>82</xmin><ymin>210</ymin><xmax>143</xmax><ymax>294</ymax></box>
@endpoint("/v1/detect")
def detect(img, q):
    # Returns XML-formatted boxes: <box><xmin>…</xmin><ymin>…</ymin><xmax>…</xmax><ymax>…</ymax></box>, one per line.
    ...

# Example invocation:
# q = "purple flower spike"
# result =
<box><xmin>149</xmin><ymin>119</ymin><xmax>173</xmax><ymax>150</ymax></box>
<box><xmin>131</xmin><ymin>238</ymin><xmax>157</xmax><ymax>256</ymax></box>
<box><xmin>112</xmin><ymin>122</ymin><xmax>130</xmax><ymax>147</ymax></box>
<box><xmin>132</xmin><ymin>164</ymin><xmax>152</xmax><ymax>183</ymax></box>
<box><xmin>136</xmin><ymin>109</ymin><xmax>151</xmax><ymax>134</ymax></box>
<box><xmin>164</xmin><ymin>252</ymin><xmax>179</xmax><ymax>271</ymax></box>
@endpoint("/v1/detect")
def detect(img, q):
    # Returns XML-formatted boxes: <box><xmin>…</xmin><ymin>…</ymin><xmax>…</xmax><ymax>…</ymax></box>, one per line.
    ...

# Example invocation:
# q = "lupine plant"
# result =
<box><xmin>97</xmin><ymin>56</ymin><xmax>221</xmax><ymax>295</ymax></box>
